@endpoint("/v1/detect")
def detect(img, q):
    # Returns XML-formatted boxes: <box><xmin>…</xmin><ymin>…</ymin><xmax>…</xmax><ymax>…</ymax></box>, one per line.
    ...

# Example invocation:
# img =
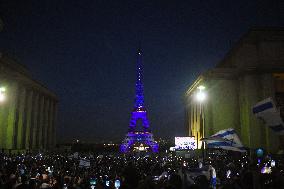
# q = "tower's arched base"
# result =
<box><xmin>120</xmin><ymin>131</ymin><xmax>159</xmax><ymax>153</ymax></box>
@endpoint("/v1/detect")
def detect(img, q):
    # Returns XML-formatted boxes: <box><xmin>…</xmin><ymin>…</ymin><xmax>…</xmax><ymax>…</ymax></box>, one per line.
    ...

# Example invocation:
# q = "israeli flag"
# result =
<box><xmin>252</xmin><ymin>98</ymin><xmax>284</xmax><ymax>135</ymax></box>
<box><xmin>79</xmin><ymin>158</ymin><xmax>91</xmax><ymax>168</ymax></box>
<box><xmin>67</xmin><ymin>152</ymin><xmax>79</xmax><ymax>160</ymax></box>
<box><xmin>252</xmin><ymin>97</ymin><xmax>277</xmax><ymax>115</ymax></box>
<box><xmin>201</xmin><ymin>128</ymin><xmax>246</xmax><ymax>152</ymax></box>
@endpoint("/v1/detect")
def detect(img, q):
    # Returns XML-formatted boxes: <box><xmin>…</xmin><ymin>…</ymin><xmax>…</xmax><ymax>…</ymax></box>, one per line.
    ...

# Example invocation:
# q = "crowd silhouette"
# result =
<box><xmin>0</xmin><ymin>151</ymin><xmax>283</xmax><ymax>189</ymax></box>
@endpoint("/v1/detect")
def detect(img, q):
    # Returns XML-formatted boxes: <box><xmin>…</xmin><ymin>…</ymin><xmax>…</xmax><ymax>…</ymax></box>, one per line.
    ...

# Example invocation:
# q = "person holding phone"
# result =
<box><xmin>209</xmin><ymin>165</ymin><xmax>217</xmax><ymax>189</ymax></box>
<box><xmin>114</xmin><ymin>179</ymin><xmax>120</xmax><ymax>189</ymax></box>
<box><xmin>90</xmin><ymin>177</ymin><xmax>96</xmax><ymax>189</ymax></box>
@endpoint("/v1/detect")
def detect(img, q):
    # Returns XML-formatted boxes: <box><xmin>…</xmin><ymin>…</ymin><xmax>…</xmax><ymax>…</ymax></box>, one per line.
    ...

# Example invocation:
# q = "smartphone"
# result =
<box><xmin>271</xmin><ymin>160</ymin><xmax>276</xmax><ymax>167</ymax></box>
<box><xmin>63</xmin><ymin>184</ymin><xmax>68</xmax><ymax>189</ymax></box>
<box><xmin>153</xmin><ymin>176</ymin><xmax>159</xmax><ymax>181</ymax></box>
<box><xmin>114</xmin><ymin>179</ymin><xmax>120</xmax><ymax>188</ymax></box>
<box><xmin>105</xmin><ymin>180</ymin><xmax>110</xmax><ymax>187</ymax></box>
<box><xmin>90</xmin><ymin>178</ymin><xmax>96</xmax><ymax>186</ymax></box>
<box><xmin>226</xmin><ymin>170</ymin><xmax>231</xmax><ymax>178</ymax></box>
<box><xmin>19</xmin><ymin>169</ymin><xmax>25</xmax><ymax>175</ymax></box>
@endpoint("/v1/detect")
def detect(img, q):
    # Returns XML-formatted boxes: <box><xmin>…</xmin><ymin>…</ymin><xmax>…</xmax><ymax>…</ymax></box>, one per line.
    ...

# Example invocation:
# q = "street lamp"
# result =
<box><xmin>0</xmin><ymin>87</ymin><xmax>6</xmax><ymax>102</ymax></box>
<box><xmin>196</xmin><ymin>85</ymin><xmax>206</xmax><ymax>102</ymax></box>
<box><xmin>195</xmin><ymin>85</ymin><xmax>206</xmax><ymax>142</ymax></box>
<box><xmin>195</xmin><ymin>85</ymin><xmax>206</xmax><ymax>162</ymax></box>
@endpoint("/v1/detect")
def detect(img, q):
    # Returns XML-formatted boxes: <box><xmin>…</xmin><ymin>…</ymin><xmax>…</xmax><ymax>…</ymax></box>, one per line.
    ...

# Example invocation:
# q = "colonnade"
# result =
<box><xmin>0</xmin><ymin>81</ymin><xmax>57</xmax><ymax>150</ymax></box>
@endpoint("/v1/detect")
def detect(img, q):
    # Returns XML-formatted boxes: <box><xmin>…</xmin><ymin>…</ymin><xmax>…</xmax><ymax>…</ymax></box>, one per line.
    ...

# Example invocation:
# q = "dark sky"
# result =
<box><xmin>0</xmin><ymin>0</ymin><xmax>283</xmax><ymax>143</ymax></box>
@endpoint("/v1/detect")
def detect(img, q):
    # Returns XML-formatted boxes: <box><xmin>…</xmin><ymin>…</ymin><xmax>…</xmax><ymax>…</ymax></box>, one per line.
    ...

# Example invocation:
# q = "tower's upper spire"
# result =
<box><xmin>135</xmin><ymin>49</ymin><xmax>144</xmax><ymax>109</ymax></box>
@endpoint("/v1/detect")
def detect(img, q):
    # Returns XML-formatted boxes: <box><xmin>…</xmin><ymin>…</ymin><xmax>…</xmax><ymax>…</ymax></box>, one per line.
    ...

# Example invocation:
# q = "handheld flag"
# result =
<box><xmin>252</xmin><ymin>97</ymin><xmax>284</xmax><ymax>135</ymax></box>
<box><xmin>79</xmin><ymin>159</ymin><xmax>90</xmax><ymax>168</ymax></box>
<box><xmin>201</xmin><ymin>128</ymin><xmax>246</xmax><ymax>152</ymax></box>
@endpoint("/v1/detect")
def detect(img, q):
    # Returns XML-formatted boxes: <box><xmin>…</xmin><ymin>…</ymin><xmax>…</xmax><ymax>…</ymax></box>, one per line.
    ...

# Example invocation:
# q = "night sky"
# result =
<box><xmin>0</xmin><ymin>0</ymin><xmax>283</xmax><ymax>143</ymax></box>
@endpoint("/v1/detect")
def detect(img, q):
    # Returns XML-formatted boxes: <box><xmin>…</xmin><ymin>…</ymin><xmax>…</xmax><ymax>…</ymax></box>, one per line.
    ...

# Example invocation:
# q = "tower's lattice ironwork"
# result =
<box><xmin>120</xmin><ymin>49</ymin><xmax>159</xmax><ymax>153</ymax></box>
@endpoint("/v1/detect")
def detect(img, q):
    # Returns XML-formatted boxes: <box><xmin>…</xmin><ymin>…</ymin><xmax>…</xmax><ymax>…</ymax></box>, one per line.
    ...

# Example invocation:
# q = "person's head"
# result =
<box><xmin>189</xmin><ymin>184</ymin><xmax>201</xmax><ymax>189</ymax></box>
<box><xmin>42</xmin><ymin>174</ymin><xmax>49</xmax><ymax>183</ymax></box>
<box><xmin>29</xmin><ymin>178</ymin><xmax>37</xmax><ymax>189</ymax></box>
<box><xmin>9</xmin><ymin>174</ymin><xmax>17</xmax><ymax>183</ymax></box>
<box><xmin>21</xmin><ymin>175</ymin><xmax>28</xmax><ymax>183</ymax></box>
<box><xmin>168</xmin><ymin>173</ymin><xmax>182</xmax><ymax>189</ymax></box>
<box><xmin>64</xmin><ymin>176</ymin><xmax>71</xmax><ymax>185</ymax></box>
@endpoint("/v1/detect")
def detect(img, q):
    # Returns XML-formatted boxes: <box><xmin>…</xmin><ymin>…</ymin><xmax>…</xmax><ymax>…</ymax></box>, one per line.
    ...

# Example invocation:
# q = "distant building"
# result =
<box><xmin>185</xmin><ymin>28</ymin><xmax>284</xmax><ymax>153</ymax></box>
<box><xmin>0</xmin><ymin>54</ymin><xmax>58</xmax><ymax>151</ymax></box>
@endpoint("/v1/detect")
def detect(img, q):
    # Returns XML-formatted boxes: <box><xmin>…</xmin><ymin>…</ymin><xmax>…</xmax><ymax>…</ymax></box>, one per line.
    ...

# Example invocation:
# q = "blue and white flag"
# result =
<box><xmin>252</xmin><ymin>97</ymin><xmax>278</xmax><ymax>116</ymax></box>
<box><xmin>79</xmin><ymin>158</ymin><xmax>90</xmax><ymax>168</ymax></box>
<box><xmin>252</xmin><ymin>97</ymin><xmax>284</xmax><ymax>135</ymax></box>
<box><xmin>201</xmin><ymin>128</ymin><xmax>246</xmax><ymax>152</ymax></box>
<box><xmin>68</xmin><ymin>152</ymin><xmax>79</xmax><ymax>159</ymax></box>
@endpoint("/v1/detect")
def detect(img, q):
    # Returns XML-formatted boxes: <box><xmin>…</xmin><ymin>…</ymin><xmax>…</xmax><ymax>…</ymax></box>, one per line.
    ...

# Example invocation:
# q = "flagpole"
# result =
<box><xmin>201</xmin><ymin>102</ymin><xmax>205</xmax><ymax>164</ymax></box>
<box><xmin>195</xmin><ymin>85</ymin><xmax>206</xmax><ymax>163</ymax></box>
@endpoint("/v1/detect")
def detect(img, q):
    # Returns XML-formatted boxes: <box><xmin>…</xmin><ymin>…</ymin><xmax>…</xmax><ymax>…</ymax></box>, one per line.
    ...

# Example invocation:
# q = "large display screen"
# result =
<box><xmin>175</xmin><ymin>137</ymin><xmax>196</xmax><ymax>150</ymax></box>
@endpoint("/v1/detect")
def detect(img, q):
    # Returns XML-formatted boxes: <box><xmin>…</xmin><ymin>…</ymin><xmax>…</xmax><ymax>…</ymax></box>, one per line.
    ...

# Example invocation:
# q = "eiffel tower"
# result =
<box><xmin>120</xmin><ymin>49</ymin><xmax>159</xmax><ymax>153</ymax></box>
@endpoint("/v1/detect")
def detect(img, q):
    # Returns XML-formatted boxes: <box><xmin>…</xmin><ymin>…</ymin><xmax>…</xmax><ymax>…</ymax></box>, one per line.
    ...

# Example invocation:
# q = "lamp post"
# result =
<box><xmin>0</xmin><ymin>87</ymin><xmax>6</xmax><ymax>102</ymax></box>
<box><xmin>195</xmin><ymin>85</ymin><xmax>206</xmax><ymax>162</ymax></box>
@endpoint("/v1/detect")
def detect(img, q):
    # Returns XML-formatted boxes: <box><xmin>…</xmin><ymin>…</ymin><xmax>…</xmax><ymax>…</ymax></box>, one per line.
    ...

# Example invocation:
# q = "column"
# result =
<box><xmin>43</xmin><ymin>97</ymin><xmax>49</xmax><ymax>149</ymax></box>
<box><xmin>16</xmin><ymin>87</ymin><xmax>26</xmax><ymax>149</ymax></box>
<box><xmin>51</xmin><ymin>101</ymin><xmax>57</xmax><ymax>148</ymax></box>
<box><xmin>6</xmin><ymin>82</ymin><xmax>18</xmax><ymax>149</ymax></box>
<box><xmin>0</xmin><ymin>94</ymin><xmax>5</xmax><ymax>148</ymax></box>
<box><xmin>0</xmin><ymin>81</ymin><xmax>10</xmax><ymax>149</ymax></box>
<box><xmin>37</xmin><ymin>95</ymin><xmax>44</xmax><ymax>149</ymax></box>
<box><xmin>261</xmin><ymin>74</ymin><xmax>279</xmax><ymax>152</ymax></box>
<box><xmin>24</xmin><ymin>90</ymin><xmax>33</xmax><ymax>150</ymax></box>
<box><xmin>241</xmin><ymin>74</ymin><xmax>265</xmax><ymax>149</ymax></box>
<box><xmin>31</xmin><ymin>93</ymin><xmax>39</xmax><ymax>149</ymax></box>
<box><xmin>204</xmin><ymin>80</ymin><xmax>213</xmax><ymax>136</ymax></box>
<box><xmin>239</xmin><ymin>76</ymin><xmax>250</xmax><ymax>147</ymax></box>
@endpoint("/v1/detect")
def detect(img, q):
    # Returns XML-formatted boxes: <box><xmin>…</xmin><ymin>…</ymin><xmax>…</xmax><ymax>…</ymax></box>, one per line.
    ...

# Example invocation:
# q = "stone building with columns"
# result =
<box><xmin>185</xmin><ymin>28</ymin><xmax>284</xmax><ymax>153</ymax></box>
<box><xmin>0</xmin><ymin>54</ymin><xmax>57</xmax><ymax>151</ymax></box>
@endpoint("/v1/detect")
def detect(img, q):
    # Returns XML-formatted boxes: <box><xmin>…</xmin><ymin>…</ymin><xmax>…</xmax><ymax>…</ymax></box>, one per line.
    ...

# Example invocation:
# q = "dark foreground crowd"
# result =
<box><xmin>0</xmin><ymin>152</ymin><xmax>283</xmax><ymax>189</ymax></box>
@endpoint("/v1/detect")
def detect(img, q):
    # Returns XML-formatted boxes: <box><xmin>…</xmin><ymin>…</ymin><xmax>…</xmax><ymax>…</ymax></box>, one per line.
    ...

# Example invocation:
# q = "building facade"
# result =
<box><xmin>185</xmin><ymin>28</ymin><xmax>284</xmax><ymax>153</ymax></box>
<box><xmin>0</xmin><ymin>54</ymin><xmax>57</xmax><ymax>151</ymax></box>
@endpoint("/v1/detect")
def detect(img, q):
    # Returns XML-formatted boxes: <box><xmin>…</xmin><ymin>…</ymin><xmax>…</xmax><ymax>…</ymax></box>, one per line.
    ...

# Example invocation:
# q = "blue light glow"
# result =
<box><xmin>120</xmin><ymin>49</ymin><xmax>159</xmax><ymax>153</ymax></box>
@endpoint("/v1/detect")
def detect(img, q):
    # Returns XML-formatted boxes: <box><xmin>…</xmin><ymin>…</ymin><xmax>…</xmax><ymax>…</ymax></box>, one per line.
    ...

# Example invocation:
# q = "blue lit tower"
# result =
<box><xmin>120</xmin><ymin>49</ymin><xmax>159</xmax><ymax>153</ymax></box>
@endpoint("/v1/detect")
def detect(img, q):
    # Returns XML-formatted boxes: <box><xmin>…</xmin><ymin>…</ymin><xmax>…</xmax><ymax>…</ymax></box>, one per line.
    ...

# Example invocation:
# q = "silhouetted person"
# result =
<box><xmin>3</xmin><ymin>174</ymin><xmax>17</xmax><ymax>189</ymax></box>
<box><xmin>15</xmin><ymin>175</ymin><xmax>29</xmax><ymax>189</ymax></box>
<box><xmin>122</xmin><ymin>162</ymin><xmax>139</xmax><ymax>188</ymax></box>
<box><xmin>167</xmin><ymin>173</ymin><xmax>182</xmax><ymax>189</ymax></box>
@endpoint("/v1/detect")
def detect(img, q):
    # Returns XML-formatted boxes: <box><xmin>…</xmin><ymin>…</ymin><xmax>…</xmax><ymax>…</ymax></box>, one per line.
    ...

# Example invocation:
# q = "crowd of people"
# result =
<box><xmin>0</xmin><ymin>151</ymin><xmax>283</xmax><ymax>189</ymax></box>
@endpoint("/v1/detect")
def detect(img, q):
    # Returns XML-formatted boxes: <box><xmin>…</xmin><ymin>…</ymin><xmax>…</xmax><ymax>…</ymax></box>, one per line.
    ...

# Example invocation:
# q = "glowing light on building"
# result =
<box><xmin>196</xmin><ymin>85</ymin><xmax>206</xmax><ymax>102</ymax></box>
<box><xmin>0</xmin><ymin>87</ymin><xmax>6</xmax><ymax>102</ymax></box>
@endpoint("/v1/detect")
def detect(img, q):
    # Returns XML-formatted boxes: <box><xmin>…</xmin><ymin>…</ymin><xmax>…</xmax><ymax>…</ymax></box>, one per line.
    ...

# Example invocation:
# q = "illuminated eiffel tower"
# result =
<box><xmin>120</xmin><ymin>49</ymin><xmax>159</xmax><ymax>153</ymax></box>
